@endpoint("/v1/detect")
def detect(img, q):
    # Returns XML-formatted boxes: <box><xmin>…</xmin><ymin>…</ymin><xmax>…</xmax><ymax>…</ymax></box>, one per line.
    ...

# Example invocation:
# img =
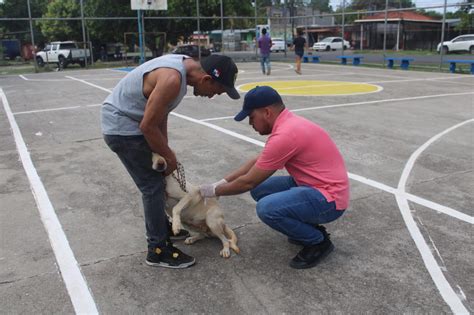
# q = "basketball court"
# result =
<box><xmin>1</xmin><ymin>61</ymin><xmax>472</xmax><ymax>313</ymax></box>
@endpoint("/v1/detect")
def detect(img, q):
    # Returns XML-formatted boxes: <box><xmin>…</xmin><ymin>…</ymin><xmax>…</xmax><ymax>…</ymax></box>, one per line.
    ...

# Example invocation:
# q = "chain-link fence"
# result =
<box><xmin>1</xmin><ymin>0</ymin><xmax>473</xmax><ymax>74</ymax></box>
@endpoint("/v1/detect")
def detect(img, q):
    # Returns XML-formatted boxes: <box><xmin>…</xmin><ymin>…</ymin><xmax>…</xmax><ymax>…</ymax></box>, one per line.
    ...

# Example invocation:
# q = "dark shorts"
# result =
<box><xmin>295</xmin><ymin>50</ymin><xmax>304</xmax><ymax>58</ymax></box>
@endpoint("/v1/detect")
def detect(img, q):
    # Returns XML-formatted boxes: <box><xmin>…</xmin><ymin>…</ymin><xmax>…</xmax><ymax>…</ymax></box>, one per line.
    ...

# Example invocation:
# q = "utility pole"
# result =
<box><xmin>383</xmin><ymin>0</ymin><xmax>389</xmax><ymax>66</ymax></box>
<box><xmin>255</xmin><ymin>0</ymin><xmax>258</xmax><ymax>59</ymax></box>
<box><xmin>341</xmin><ymin>0</ymin><xmax>346</xmax><ymax>56</ymax></box>
<box><xmin>439</xmin><ymin>0</ymin><xmax>447</xmax><ymax>71</ymax></box>
<box><xmin>26</xmin><ymin>0</ymin><xmax>38</xmax><ymax>73</ymax></box>
<box><xmin>80</xmin><ymin>0</ymin><xmax>88</xmax><ymax>67</ymax></box>
<box><xmin>197</xmin><ymin>0</ymin><xmax>201</xmax><ymax>60</ymax></box>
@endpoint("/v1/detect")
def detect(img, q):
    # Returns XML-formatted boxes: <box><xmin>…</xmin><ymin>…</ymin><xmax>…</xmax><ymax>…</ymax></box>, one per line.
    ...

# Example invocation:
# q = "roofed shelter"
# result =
<box><xmin>354</xmin><ymin>11</ymin><xmax>443</xmax><ymax>51</ymax></box>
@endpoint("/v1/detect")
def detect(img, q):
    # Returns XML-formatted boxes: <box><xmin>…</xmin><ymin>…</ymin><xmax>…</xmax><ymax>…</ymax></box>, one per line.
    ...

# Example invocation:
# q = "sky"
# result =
<box><xmin>329</xmin><ymin>0</ymin><xmax>464</xmax><ymax>13</ymax></box>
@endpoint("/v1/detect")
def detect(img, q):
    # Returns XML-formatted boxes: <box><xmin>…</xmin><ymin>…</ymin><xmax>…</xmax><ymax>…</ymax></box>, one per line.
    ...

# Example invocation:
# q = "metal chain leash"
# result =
<box><xmin>171</xmin><ymin>161</ymin><xmax>187</xmax><ymax>193</ymax></box>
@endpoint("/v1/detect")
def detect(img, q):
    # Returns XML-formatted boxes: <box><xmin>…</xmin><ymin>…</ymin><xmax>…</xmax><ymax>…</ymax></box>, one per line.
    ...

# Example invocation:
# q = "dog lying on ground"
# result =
<box><xmin>151</xmin><ymin>153</ymin><xmax>239</xmax><ymax>258</ymax></box>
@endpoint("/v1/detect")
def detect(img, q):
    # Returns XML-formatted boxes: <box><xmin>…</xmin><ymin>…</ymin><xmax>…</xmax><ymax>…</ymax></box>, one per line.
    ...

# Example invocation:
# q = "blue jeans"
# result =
<box><xmin>104</xmin><ymin>135</ymin><xmax>169</xmax><ymax>249</ymax></box>
<box><xmin>260</xmin><ymin>55</ymin><xmax>271</xmax><ymax>74</ymax></box>
<box><xmin>251</xmin><ymin>176</ymin><xmax>345</xmax><ymax>245</ymax></box>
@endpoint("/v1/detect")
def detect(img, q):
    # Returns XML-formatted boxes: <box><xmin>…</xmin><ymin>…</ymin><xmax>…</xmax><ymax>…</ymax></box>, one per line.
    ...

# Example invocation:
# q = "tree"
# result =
<box><xmin>38</xmin><ymin>0</ymin><xmax>81</xmax><ymax>41</ymax></box>
<box><xmin>349</xmin><ymin>0</ymin><xmax>415</xmax><ymax>11</ymax></box>
<box><xmin>0</xmin><ymin>0</ymin><xmax>48</xmax><ymax>42</ymax></box>
<box><xmin>309</xmin><ymin>0</ymin><xmax>332</xmax><ymax>13</ymax></box>
<box><xmin>84</xmin><ymin>0</ymin><xmax>136</xmax><ymax>45</ymax></box>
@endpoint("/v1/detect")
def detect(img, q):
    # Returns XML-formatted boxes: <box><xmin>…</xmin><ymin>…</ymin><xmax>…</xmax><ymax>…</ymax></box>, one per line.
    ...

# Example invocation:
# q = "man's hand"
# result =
<box><xmin>163</xmin><ymin>151</ymin><xmax>177</xmax><ymax>176</ymax></box>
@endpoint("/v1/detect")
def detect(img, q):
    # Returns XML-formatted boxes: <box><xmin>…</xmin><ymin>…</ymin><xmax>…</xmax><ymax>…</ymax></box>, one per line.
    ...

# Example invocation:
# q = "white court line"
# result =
<box><xmin>396</xmin><ymin>119</ymin><xmax>473</xmax><ymax>314</ymax></box>
<box><xmin>18</xmin><ymin>74</ymin><xmax>66</xmax><ymax>82</ymax></box>
<box><xmin>66</xmin><ymin>75</ymin><xmax>195</xmax><ymax>99</ymax></box>
<box><xmin>14</xmin><ymin>105</ymin><xmax>82</xmax><ymax>115</ymax></box>
<box><xmin>291</xmin><ymin>91</ymin><xmax>474</xmax><ymax>112</ymax></box>
<box><xmin>347</xmin><ymin>174</ymin><xmax>471</xmax><ymax>224</ymax></box>
<box><xmin>405</xmin><ymin>192</ymin><xmax>472</xmax><ymax>223</ymax></box>
<box><xmin>13</xmin><ymin>103</ymin><xmax>103</xmax><ymax>115</ymax></box>
<box><xmin>65</xmin><ymin>76</ymin><xmax>113</xmax><ymax>93</ymax></box>
<box><xmin>0</xmin><ymin>88</ymin><xmax>98</xmax><ymax>314</ymax></box>
<box><xmin>201</xmin><ymin>91</ymin><xmax>474</xmax><ymax>122</ymax></box>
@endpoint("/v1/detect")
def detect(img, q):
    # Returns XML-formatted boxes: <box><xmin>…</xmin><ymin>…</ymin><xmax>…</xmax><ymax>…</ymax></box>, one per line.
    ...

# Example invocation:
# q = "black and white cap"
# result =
<box><xmin>201</xmin><ymin>55</ymin><xmax>240</xmax><ymax>99</ymax></box>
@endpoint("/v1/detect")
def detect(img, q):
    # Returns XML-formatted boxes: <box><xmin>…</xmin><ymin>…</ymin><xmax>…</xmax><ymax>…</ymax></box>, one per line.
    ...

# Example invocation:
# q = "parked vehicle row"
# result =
<box><xmin>32</xmin><ymin>34</ymin><xmax>474</xmax><ymax>69</ymax></box>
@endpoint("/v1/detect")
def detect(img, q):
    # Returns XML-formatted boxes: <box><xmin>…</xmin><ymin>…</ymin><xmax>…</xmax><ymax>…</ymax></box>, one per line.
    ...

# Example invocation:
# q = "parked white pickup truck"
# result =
<box><xmin>36</xmin><ymin>41</ymin><xmax>90</xmax><ymax>68</ymax></box>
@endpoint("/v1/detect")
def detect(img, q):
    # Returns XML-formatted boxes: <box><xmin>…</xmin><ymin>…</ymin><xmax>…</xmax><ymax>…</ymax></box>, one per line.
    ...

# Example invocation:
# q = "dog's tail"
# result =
<box><xmin>224</xmin><ymin>225</ymin><xmax>240</xmax><ymax>254</ymax></box>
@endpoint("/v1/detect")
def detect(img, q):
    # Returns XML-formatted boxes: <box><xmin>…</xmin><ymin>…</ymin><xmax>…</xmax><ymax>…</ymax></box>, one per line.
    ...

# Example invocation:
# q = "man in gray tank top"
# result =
<box><xmin>102</xmin><ymin>54</ymin><xmax>239</xmax><ymax>269</ymax></box>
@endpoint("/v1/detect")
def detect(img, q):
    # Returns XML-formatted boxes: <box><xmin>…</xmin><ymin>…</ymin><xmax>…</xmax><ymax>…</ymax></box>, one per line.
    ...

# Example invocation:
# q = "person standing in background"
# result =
<box><xmin>258</xmin><ymin>28</ymin><xmax>272</xmax><ymax>76</ymax></box>
<box><xmin>292</xmin><ymin>30</ymin><xmax>306</xmax><ymax>75</ymax></box>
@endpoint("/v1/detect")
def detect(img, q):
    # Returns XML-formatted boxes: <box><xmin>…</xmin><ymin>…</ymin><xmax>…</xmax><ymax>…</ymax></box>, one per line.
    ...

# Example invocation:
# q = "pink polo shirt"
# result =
<box><xmin>256</xmin><ymin>109</ymin><xmax>350</xmax><ymax>210</ymax></box>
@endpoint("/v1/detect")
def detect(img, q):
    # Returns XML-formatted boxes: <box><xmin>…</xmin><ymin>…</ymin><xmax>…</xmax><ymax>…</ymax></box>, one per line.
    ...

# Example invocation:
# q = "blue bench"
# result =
<box><xmin>303</xmin><ymin>55</ymin><xmax>320</xmax><ymax>63</ymax></box>
<box><xmin>445</xmin><ymin>60</ymin><xmax>474</xmax><ymax>74</ymax></box>
<box><xmin>337</xmin><ymin>55</ymin><xmax>364</xmax><ymax>66</ymax></box>
<box><xmin>385</xmin><ymin>57</ymin><xmax>414</xmax><ymax>70</ymax></box>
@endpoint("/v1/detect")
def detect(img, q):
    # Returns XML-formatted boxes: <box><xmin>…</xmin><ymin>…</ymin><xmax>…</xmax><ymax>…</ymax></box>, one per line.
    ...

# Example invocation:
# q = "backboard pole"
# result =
<box><xmin>137</xmin><ymin>9</ymin><xmax>145</xmax><ymax>64</ymax></box>
<box><xmin>196</xmin><ymin>0</ymin><xmax>201</xmax><ymax>61</ymax></box>
<box><xmin>220</xmin><ymin>0</ymin><xmax>224</xmax><ymax>54</ymax></box>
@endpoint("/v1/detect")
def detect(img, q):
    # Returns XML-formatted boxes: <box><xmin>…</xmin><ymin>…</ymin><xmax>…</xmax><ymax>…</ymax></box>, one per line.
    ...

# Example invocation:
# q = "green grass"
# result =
<box><xmin>0</xmin><ymin>60</ymin><xmax>137</xmax><ymax>76</ymax></box>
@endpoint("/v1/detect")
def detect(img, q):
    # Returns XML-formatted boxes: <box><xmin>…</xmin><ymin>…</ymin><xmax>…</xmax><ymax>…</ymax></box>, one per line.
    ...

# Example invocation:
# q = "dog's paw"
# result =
<box><xmin>220</xmin><ymin>248</ymin><xmax>231</xmax><ymax>258</ymax></box>
<box><xmin>184</xmin><ymin>237</ymin><xmax>196</xmax><ymax>245</ymax></box>
<box><xmin>171</xmin><ymin>217</ymin><xmax>182</xmax><ymax>236</ymax></box>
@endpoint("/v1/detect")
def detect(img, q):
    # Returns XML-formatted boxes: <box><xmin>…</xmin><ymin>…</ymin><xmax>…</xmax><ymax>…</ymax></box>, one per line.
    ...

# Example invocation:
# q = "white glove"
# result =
<box><xmin>213</xmin><ymin>178</ymin><xmax>228</xmax><ymax>187</ymax></box>
<box><xmin>200</xmin><ymin>183</ymin><xmax>216</xmax><ymax>198</ymax></box>
<box><xmin>200</xmin><ymin>179</ymin><xmax>228</xmax><ymax>198</ymax></box>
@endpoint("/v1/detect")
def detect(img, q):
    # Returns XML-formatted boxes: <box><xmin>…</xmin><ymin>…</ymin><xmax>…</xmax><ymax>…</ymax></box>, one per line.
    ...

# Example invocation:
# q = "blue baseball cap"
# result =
<box><xmin>234</xmin><ymin>86</ymin><xmax>283</xmax><ymax>121</ymax></box>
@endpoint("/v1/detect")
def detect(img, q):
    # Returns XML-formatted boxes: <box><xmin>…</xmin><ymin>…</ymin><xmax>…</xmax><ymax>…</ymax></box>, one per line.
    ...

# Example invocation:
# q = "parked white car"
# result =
<box><xmin>437</xmin><ymin>34</ymin><xmax>474</xmax><ymax>54</ymax></box>
<box><xmin>271</xmin><ymin>38</ymin><xmax>286</xmax><ymax>52</ymax></box>
<box><xmin>313</xmin><ymin>37</ymin><xmax>350</xmax><ymax>51</ymax></box>
<box><xmin>36</xmin><ymin>41</ymin><xmax>90</xmax><ymax>68</ymax></box>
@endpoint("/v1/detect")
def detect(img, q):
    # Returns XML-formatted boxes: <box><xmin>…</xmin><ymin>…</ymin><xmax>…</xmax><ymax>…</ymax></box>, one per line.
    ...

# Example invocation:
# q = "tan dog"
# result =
<box><xmin>151</xmin><ymin>153</ymin><xmax>239</xmax><ymax>258</ymax></box>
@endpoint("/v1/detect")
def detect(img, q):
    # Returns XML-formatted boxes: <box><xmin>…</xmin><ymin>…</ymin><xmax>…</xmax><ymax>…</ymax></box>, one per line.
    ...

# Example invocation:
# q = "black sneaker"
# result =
<box><xmin>146</xmin><ymin>243</ymin><xmax>196</xmax><ymax>269</ymax></box>
<box><xmin>167</xmin><ymin>221</ymin><xmax>190</xmax><ymax>241</ymax></box>
<box><xmin>288</xmin><ymin>224</ymin><xmax>331</xmax><ymax>246</ymax></box>
<box><xmin>289</xmin><ymin>238</ymin><xmax>334</xmax><ymax>269</ymax></box>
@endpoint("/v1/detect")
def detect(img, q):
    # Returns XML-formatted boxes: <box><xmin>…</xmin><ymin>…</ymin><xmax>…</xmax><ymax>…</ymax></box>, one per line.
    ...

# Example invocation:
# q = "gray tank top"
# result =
<box><xmin>101</xmin><ymin>54</ymin><xmax>189</xmax><ymax>135</ymax></box>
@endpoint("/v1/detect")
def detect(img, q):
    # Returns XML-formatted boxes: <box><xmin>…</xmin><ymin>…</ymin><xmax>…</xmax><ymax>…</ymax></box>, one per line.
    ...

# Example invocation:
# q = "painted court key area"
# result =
<box><xmin>239</xmin><ymin>80</ymin><xmax>382</xmax><ymax>96</ymax></box>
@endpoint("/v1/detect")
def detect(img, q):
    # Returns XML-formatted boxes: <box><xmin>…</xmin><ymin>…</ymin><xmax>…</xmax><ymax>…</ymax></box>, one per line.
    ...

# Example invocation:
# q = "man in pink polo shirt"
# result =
<box><xmin>200</xmin><ymin>86</ymin><xmax>350</xmax><ymax>269</ymax></box>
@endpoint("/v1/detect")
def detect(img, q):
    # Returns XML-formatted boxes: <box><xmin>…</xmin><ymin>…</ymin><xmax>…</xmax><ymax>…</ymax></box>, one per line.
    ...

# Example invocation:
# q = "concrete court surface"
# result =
<box><xmin>0</xmin><ymin>61</ymin><xmax>473</xmax><ymax>314</ymax></box>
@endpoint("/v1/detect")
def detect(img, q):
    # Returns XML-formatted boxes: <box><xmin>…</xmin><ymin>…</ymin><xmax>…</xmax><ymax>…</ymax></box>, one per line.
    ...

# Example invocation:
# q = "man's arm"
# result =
<box><xmin>139</xmin><ymin>68</ymin><xmax>181</xmax><ymax>175</ymax></box>
<box><xmin>160</xmin><ymin>114</ymin><xmax>168</xmax><ymax>144</ymax></box>
<box><xmin>216</xmin><ymin>165</ymin><xmax>275</xmax><ymax>196</ymax></box>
